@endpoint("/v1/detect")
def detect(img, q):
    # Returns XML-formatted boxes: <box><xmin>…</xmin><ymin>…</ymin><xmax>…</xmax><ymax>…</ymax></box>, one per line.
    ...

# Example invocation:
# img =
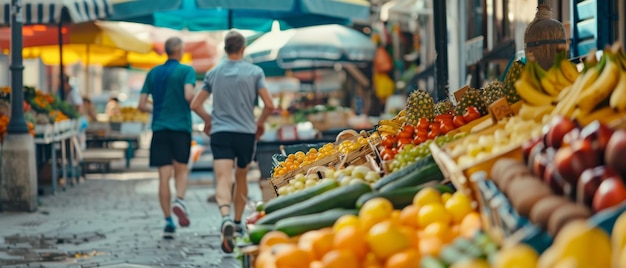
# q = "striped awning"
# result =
<box><xmin>1</xmin><ymin>0</ymin><xmax>113</xmax><ymax>25</ymax></box>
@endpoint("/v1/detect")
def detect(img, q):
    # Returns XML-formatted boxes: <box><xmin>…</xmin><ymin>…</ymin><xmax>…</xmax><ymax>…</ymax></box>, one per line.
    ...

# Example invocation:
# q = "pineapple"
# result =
<box><xmin>406</xmin><ymin>89</ymin><xmax>435</xmax><ymax>124</ymax></box>
<box><xmin>455</xmin><ymin>88</ymin><xmax>487</xmax><ymax>116</ymax></box>
<box><xmin>503</xmin><ymin>60</ymin><xmax>524</xmax><ymax>103</ymax></box>
<box><xmin>434</xmin><ymin>99</ymin><xmax>453</xmax><ymax>116</ymax></box>
<box><xmin>482</xmin><ymin>81</ymin><xmax>506</xmax><ymax>106</ymax></box>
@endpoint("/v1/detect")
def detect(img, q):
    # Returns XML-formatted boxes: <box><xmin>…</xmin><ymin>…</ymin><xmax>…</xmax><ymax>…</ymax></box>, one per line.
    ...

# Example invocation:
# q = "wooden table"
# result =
<box><xmin>86</xmin><ymin>133</ymin><xmax>141</xmax><ymax>168</ymax></box>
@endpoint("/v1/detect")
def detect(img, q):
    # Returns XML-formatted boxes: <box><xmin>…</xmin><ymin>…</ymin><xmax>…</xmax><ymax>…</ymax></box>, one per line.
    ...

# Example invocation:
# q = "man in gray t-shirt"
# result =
<box><xmin>191</xmin><ymin>31</ymin><xmax>275</xmax><ymax>254</ymax></box>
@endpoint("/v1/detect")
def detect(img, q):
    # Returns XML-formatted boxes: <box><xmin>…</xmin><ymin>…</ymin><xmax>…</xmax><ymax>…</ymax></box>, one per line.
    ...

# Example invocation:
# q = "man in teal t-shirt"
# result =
<box><xmin>138</xmin><ymin>37</ymin><xmax>196</xmax><ymax>240</ymax></box>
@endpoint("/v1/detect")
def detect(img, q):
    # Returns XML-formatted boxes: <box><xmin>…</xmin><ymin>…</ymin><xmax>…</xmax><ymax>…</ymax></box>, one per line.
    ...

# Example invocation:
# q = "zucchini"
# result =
<box><xmin>373</xmin><ymin>155</ymin><xmax>435</xmax><ymax>190</ymax></box>
<box><xmin>380</xmin><ymin>163</ymin><xmax>444</xmax><ymax>192</ymax></box>
<box><xmin>264</xmin><ymin>180</ymin><xmax>340</xmax><ymax>214</ymax></box>
<box><xmin>256</xmin><ymin>182</ymin><xmax>372</xmax><ymax>225</ymax></box>
<box><xmin>275</xmin><ymin>209</ymin><xmax>357</xmax><ymax>237</ymax></box>
<box><xmin>248</xmin><ymin>224</ymin><xmax>274</xmax><ymax>245</ymax></box>
<box><xmin>356</xmin><ymin>184</ymin><xmax>454</xmax><ymax>209</ymax></box>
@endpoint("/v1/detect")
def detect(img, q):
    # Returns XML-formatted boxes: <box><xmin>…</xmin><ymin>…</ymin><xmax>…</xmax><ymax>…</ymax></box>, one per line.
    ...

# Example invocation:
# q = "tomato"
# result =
<box><xmin>397</xmin><ymin>138</ymin><xmax>413</xmax><ymax>148</ymax></box>
<box><xmin>427</xmin><ymin>130</ymin><xmax>439</xmax><ymax>140</ymax></box>
<box><xmin>417</xmin><ymin>118</ymin><xmax>430</xmax><ymax>130</ymax></box>
<box><xmin>440</xmin><ymin>121</ymin><xmax>455</xmax><ymax>135</ymax></box>
<box><xmin>463</xmin><ymin>106</ymin><xmax>481</xmax><ymax>122</ymax></box>
<box><xmin>434</xmin><ymin>114</ymin><xmax>453</xmax><ymax>124</ymax></box>
<box><xmin>391</xmin><ymin>148</ymin><xmax>399</xmax><ymax>154</ymax></box>
<box><xmin>402</xmin><ymin>124</ymin><xmax>415</xmax><ymax>134</ymax></box>
<box><xmin>453</xmin><ymin>115</ymin><xmax>466</xmax><ymax>128</ymax></box>
<box><xmin>429</xmin><ymin>122</ymin><xmax>440</xmax><ymax>132</ymax></box>
<box><xmin>413</xmin><ymin>135</ymin><xmax>426</xmax><ymax>145</ymax></box>
<box><xmin>397</xmin><ymin>129</ymin><xmax>413</xmax><ymax>139</ymax></box>
<box><xmin>416</xmin><ymin>128</ymin><xmax>428</xmax><ymax>138</ymax></box>
<box><xmin>382</xmin><ymin>135</ymin><xmax>398</xmax><ymax>148</ymax></box>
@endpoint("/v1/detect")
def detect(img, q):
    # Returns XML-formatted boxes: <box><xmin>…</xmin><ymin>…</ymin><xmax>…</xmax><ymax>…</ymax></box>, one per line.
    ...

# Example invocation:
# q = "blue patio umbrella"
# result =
<box><xmin>245</xmin><ymin>24</ymin><xmax>375</xmax><ymax>75</ymax></box>
<box><xmin>107</xmin><ymin>0</ymin><xmax>370</xmax><ymax>32</ymax></box>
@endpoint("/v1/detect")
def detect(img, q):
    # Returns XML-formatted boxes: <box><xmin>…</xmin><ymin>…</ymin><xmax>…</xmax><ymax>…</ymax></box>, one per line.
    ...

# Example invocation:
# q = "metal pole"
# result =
<box><xmin>58</xmin><ymin>21</ymin><xmax>65</xmax><ymax>100</ymax></box>
<box><xmin>7</xmin><ymin>0</ymin><xmax>28</xmax><ymax>134</ymax></box>
<box><xmin>432</xmin><ymin>0</ymin><xmax>449</xmax><ymax>102</ymax></box>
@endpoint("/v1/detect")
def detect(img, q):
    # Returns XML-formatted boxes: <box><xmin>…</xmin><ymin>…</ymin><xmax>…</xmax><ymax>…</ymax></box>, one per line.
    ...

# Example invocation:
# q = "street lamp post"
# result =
<box><xmin>0</xmin><ymin>0</ymin><xmax>38</xmax><ymax>212</ymax></box>
<box><xmin>7</xmin><ymin>0</ymin><xmax>28</xmax><ymax>134</ymax></box>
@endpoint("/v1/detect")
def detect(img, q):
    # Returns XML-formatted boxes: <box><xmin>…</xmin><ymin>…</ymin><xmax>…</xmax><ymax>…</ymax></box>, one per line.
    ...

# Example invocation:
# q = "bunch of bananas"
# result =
<box><xmin>552</xmin><ymin>43</ymin><xmax>626</xmax><ymax>125</ymax></box>
<box><xmin>377</xmin><ymin>109</ymin><xmax>406</xmax><ymax>136</ymax></box>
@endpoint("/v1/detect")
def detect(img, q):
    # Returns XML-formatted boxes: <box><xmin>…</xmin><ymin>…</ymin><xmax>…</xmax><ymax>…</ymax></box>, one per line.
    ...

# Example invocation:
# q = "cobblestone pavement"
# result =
<box><xmin>0</xmin><ymin>176</ymin><xmax>263</xmax><ymax>268</ymax></box>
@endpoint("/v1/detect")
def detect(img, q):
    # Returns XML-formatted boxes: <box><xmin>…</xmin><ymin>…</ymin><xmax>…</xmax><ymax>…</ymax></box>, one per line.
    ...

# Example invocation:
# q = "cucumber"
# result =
<box><xmin>355</xmin><ymin>184</ymin><xmax>455</xmax><ymax>209</ymax></box>
<box><xmin>264</xmin><ymin>180</ymin><xmax>340</xmax><ymax>214</ymax></box>
<box><xmin>380</xmin><ymin>163</ymin><xmax>444</xmax><ymax>192</ymax></box>
<box><xmin>275</xmin><ymin>209</ymin><xmax>357</xmax><ymax>237</ymax></box>
<box><xmin>248</xmin><ymin>224</ymin><xmax>274</xmax><ymax>245</ymax></box>
<box><xmin>373</xmin><ymin>155</ymin><xmax>435</xmax><ymax>190</ymax></box>
<box><xmin>256</xmin><ymin>182</ymin><xmax>372</xmax><ymax>225</ymax></box>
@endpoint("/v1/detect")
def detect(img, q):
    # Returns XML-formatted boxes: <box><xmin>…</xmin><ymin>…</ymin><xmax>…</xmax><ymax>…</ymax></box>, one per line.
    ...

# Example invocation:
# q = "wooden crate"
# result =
<box><xmin>268</xmin><ymin>153</ymin><xmax>341</xmax><ymax>196</ymax></box>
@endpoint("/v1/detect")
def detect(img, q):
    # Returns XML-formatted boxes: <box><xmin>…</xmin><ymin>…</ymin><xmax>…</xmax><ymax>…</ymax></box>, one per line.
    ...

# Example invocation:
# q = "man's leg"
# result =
<box><xmin>233</xmin><ymin>165</ymin><xmax>249</xmax><ymax>223</ymax></box>
<box><xmin>158</xmin><ymin>165</ymin><xmax>174</xmax><ymax>217</ymax></box>
<box><xmin>214</xmin><ymin>159</ymin><xmax>236</xmax><ymax>253</ymax></box>
<box><xmin>172</xmin><ymin>161</ymin><xmax>190</xmax><ymax>227</ymax></box>
<box><xmin>150</xmin><ymin>130</ymin><xmax>176</xmax><ymax>239</ymax></box>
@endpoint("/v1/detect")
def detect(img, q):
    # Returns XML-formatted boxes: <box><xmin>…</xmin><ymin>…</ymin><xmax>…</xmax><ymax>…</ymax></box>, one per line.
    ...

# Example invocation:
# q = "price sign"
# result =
<box><xmin>488</xmin><ymin>98</ymin><xmax>514</xmax><ymax>123</ymax></box>
<box><xmin>453</xmin><ymin>85</ymin><xmax>469</xmax><ymax>103</ymax></box>
<box><xmin>278</xmin><ymin>125</ymin><xmax>298</xmax><ymax>141</ymax></box>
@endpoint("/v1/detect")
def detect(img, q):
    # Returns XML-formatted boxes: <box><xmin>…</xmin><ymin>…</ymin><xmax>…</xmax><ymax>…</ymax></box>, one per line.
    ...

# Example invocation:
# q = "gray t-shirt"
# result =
<box><xmin>202</xmin><ymin>60</ymin><xmax>268</xmax><ymax>134</ymax></box>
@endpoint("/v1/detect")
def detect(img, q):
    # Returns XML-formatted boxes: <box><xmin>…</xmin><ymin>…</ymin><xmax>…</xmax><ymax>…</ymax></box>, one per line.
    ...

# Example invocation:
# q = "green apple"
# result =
<box><xmin>305</xmin><ymin>173</ymin><xmax>319</xmax><ymax>181</ymax></box>
<box><xmin>339</xmin><ymin>176</ymin><xmax>353</xmax><ymax>186</ymax></box>
<box><xmin>278</xmin><ymin>186</ymin><xmax>289</xmax><ymax>196</ymax></box>
<box><xmin>364</xmin><ymin>171</ymin><xmax>380</xmax><ymax>183</ymax></box>
<box><xmin>305</xmin><ymin>179</ymin><xmax>317</xmax><ymax>188</ymax></box>
<box><xmin>294</xmin><ymin>173</ymin><xmax>307</xmax><ymax>184</ymax></box>
<box><xmin>319</xmin><ymin>178</ymin><xmax>335</xmax><ymax>184</ymax></box>
<box><xmin>349</xmin><ymin>178</ymin><xmax>365</xmax><ymax>185</ymax></box>
<box><xmin>351</xmin><ymin>165</ymin><xmax>371</xmax><ymax>179</ymax></box>
<box><xmin>293</xmin><ymin>181</ymin><xmax>305</xmax><ymax>190</ymax></box>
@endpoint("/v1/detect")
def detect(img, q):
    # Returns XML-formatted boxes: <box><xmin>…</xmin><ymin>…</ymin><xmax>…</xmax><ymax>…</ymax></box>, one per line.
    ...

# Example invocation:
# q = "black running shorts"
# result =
<box><xmin>210</xmin><ymin>131</ymin><xmax>256</xmax><ymax>168</ymax></box>
<box><xmin>149</xmin><ymin>130</ymin><xmax>192</xmax><ymax>167</ymax></box>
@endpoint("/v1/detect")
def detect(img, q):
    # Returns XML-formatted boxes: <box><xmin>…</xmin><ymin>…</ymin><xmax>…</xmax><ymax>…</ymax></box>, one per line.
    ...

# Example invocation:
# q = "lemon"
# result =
<box><xmin>418</xmin><ymin>203</ymin><xmax>452</xmax><ymax>228</ymax></box>
<box><xmin>445</xmin><ymin>192</ymin><xmax>474</xmax><ymax>223</ymax></box>
<box><xmin>413</xmin><ymin>187</ymin><xmax>442</xmax><ymax>207</ymax></box>
<box><xmin>366</xmin><ymin>221</ymin><xmax>411</xmax><ymax>260</ymax></box>
<box><xmin>359</xmin><ymin>198</ymin><xmax>394</xmax><ymax>224</ymax></box>
<box><xmin>333</xmin><ymin>214</ymin><xmax>360</xmax><ymax>233</ymax></box>
<box><xmin>493</xmin><ymin>244</ymin><xmax>538</xmax><ymax>268</ymax></box>
<box><xmin>441</xmin><ymin>192</ymin><xmax>453</xmax><ymax>204</ymax></box>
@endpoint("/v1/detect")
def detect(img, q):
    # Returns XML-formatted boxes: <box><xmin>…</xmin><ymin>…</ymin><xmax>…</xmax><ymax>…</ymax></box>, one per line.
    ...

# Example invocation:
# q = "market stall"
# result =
<box><xmin>231</xmin><ymin>38</ymin><xmax>626</xmax><ymax>268</ymax></box>
<box><xmin>0</xmin><ymin>86</ymin><xmax>83</xmax><ymax>195</ymax></box>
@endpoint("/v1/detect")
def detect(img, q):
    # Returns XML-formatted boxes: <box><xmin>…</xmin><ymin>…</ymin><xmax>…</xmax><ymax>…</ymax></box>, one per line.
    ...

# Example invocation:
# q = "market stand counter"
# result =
<box><xmin>35</xmin><ymin>119</ymin><xmax>82</xmax><ymax>195</ymax></box>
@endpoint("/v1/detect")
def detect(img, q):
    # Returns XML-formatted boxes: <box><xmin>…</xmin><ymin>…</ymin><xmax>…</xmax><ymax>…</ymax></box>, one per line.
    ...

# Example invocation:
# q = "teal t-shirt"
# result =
<box><xmin>141</xmin><ymin>60</ymin><xmax>196</xmax><ymax>133</ymax></box>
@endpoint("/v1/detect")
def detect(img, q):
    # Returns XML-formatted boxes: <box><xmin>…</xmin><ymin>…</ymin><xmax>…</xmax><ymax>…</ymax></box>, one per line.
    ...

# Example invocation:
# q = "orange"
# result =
<box><xmin>321</xmin><ymin>250</ymin><xmax>360</xmax><ymax>268</ymax></box>
<box><xmin>299</xmin><ymin>230</ymin><xmax>321</xmax><ymax>253</ymax></box>
<box><xmin>359</xmin><ymin>198</ymin><xmax>394</xmax><ymax>225</ymax></box>
<box><xmin>390</xmin><ymin>210</ymin><xmax>402</xmax><ymax>224</ymax></box>
<box><xmin>445</xmin><ymin>192</ymin><xmax>474</xmax><ymax>223</ymax></box>
<box><xmin>310</xmin><ymin>261</ymin><xmax>323</xmax><ymax>268</ymax></box>
<box><xmin>384</xmin><ymin>249</ymin><xmax>421</xmax><ymax>268</ymax></box>
<box><xmin>460</xmin><ymin>212</ymin><xmax>482</xmax><ymax>239</ymax></box>
<box><xmin>274</xmin><ymin>244</ymin><xmax>313</xmax><ymax>268</ymax></box>
<box><xmin>310</xmin><ymin>229</ymin><xmax>335</xmax><ymax>260</ymax></box>
<box><xmin>255</xmin><ymin>250</ymin><xmax>276</xmax><ymax>268</ymax></box>
<box><xmin>334</xmin><ymin>225</ymin><xmax>368</xmax><ymax>261</ymax></box>
<box><xmin>418</xmin><ymin>236</ymin><xmax>443</xmax><ymax>257</ymax></box>
<box><xmin>399</xmin><ymin>205</ymin><xmax>420</xmax><ymax>228</ymax></box>
<box><xmin>260</xmin><ymin>231</ymin><xmax>291</xmax><ymax>251</ymax></box>
<box><xmin>413</xmin><ymin>187</ymin><xmax>442</xmax><ymax>206</ymax></box>
<box><xmin>399</xmin><ymin>226</ymin><xmax>418</xmax><ymax>248</ymax></box>
<box><xmin>363</xmin><ymin>251</ymin><xmax>383</xmax><ymax>268</ymax></box>
<box><xmin>367</xmin><ymin>221</ymin><xmax>412</xmax><ymax>260</ymax></box>
<box><xmin>450</xmin><ymin>224</ymin><xmax>461</xmax><ymax>240</ymax></box>
<box><xmin>417</xmin><ymin>203</ymin><xmax>452</xmax><ymax>228</ymax></box>
<box><xmin>333</xmin><ymin>214</ymin><xmax>360</xmax><ymax>233</ymax></box>
<box><xmin>422</xmin><ymin>222</ymin><xmax>452</xmax><ymax>242</ymax></box>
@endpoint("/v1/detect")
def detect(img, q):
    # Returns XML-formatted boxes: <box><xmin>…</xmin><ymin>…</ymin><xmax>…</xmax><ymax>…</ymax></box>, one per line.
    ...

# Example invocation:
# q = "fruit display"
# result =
<box><xmin>455</xmin><ymin>88</ymin><xmax>488</xmax><ymax>117</ymax></box>
<box><xmin>109</xmin><ymin>107</ymin><xmax>150</xmax><ymax>123</ymax></box>
<box><xmin>406</xmin><ymin>89</ymin><xmax>435</xmax><ymax>123</ymax></box>
<box><xmin>252</xmin><ymin>186</ymin><xmax>483</xmax><ymax>268</ymax></box>
<box><xmin>276</xmin><ymin>165</ymin><xmax>381</xmax><ymax>196</ymax></box>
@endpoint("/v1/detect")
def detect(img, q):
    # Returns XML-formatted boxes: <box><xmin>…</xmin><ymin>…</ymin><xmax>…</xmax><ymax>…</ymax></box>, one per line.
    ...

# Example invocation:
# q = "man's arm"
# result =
<box><xmin>184</xmin><ymin>68</ymin><xmax>196</xmax><ymax>102</ymax></box>
<box><xmin>256</xmin><ymin>88</ymin><xmax>275</xmax><ymax>125</ymax></box>
<box><xmin>138</xmin><ymin>93</ymin><xmax>153</xmax><ymax>113</ymax></box>
<box><xmin>190</xmin><ymin>90</ymin><xmax>211</xmax><ymax>122</ymax></box>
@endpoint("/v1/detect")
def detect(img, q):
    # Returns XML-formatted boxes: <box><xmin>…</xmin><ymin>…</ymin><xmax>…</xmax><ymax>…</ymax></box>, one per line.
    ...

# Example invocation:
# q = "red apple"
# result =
<box><xmin>532</xmin><ymin>152</ymin><xmax>550</xmax><ymax>179</ymax></box>
<box><xmin>592</xmin><ymin>176</ymin><xmax>626</xmax><ymax>212</ymax></box>
<box><xmin>554</xmin><ymin>139</ymin><xmax>600</xmax><ymax>185</ymax></box>
<box><xmin>544</xmin><ymin>115</ymin><xmax>578</xmax><ymax>149</ymax></box>
<box><xmin>528</xmin><ymin>142</ymin><xmax>546</xmax><ymax>173</ymax></box>
<box><xmin>577</xmin><ymin>166</ymin><xmax>606</xmax><ymax>206</ymax></box>
<box><xmin>562</xmin><ymin>128</ymin><xmax>581</xmax><ymax>148</ymax></box>
<box><xmin>606</xmin><ymin>129</ymin><xmax>626</xmax><ymax>178</ymax></box>
<box><xmin>522</xmin><ymin>136</ymin><xmax>543</xmax><ymax>164</ymax></box>
<box><xmin>544</xmin><ymin>163</ymin><xmax>566</xmax><ymax>195</ymax></box>
<box><xmin>580</xmin><ymin>120</ymin><xmax>615</xmax><ymax>162</ymax></box>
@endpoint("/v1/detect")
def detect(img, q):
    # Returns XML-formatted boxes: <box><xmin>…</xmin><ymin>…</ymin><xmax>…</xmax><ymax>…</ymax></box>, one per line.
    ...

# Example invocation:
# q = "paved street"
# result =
<box><xmin>0</xmin><ymin>169</ymin><xmax>263</xmax><ymax>268</ymax></box>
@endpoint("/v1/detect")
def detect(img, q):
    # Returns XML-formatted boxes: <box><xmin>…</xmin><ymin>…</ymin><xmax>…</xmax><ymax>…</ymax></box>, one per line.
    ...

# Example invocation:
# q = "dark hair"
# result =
<box><xmin>165</xmin><ymin>37</ymin><xmax>183</xmax><ymax>56</ymax></box>
<box><xmin>110</xmin><ymin>97</ymin><xmax>119</xmax><ymax>103</ymax></box>
<box><xmin>224</xmin><ymin>31</ymin><xmax>245</xmax><ymax>54</ymax></box>
<box><xmin>82</xmin><ymin>97</ymin><xmax>92</xmax><ymax>104</ymax></box>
